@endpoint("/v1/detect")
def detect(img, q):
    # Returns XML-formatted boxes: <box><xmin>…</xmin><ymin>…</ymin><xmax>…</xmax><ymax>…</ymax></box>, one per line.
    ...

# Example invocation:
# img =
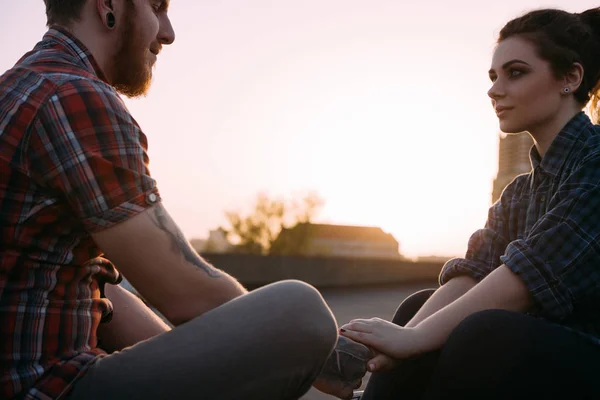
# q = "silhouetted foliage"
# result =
<box><xmin>223</xmin><ymin>192</ymin><xmax>324</xmax><ymax>255</ymax></box>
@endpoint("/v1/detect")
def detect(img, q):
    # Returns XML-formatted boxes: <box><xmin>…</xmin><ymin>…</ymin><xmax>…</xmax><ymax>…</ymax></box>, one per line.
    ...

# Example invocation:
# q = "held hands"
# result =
<box><xmin>316</xmin><ymin>318</ymin><xmax>430</xmax><ymax>397</ymax></box>
<box><xmin>339</xmin><ymin>317</ymin><xmax>426</xmax><ymax>371</ymax></box>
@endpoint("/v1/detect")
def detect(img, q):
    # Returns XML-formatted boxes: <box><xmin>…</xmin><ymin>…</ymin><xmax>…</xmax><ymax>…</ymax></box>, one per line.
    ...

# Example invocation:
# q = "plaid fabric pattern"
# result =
<box><xmin>441</xmin><ymin>112</ymin><xmax>600</xmax><ymax>343</ymax></box>
<box><xmin>0</xmin><ymin>28</ymin><xmax>160</xmax><ymax>399</ymax></box>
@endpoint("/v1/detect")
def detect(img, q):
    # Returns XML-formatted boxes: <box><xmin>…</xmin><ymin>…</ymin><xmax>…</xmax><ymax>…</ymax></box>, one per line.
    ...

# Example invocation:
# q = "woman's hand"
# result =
<box><xmin>339</xmin><ymin>317</ymin><xmax>425</xmax><ymax>360</ymax></box>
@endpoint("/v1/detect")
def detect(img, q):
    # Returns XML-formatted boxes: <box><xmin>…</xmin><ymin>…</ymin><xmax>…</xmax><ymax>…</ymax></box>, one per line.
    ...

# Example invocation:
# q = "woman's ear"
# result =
<box><xmin>563</xmin><ymin>62</ymin><xmax>585</xmax><ymax>93</ymax></box>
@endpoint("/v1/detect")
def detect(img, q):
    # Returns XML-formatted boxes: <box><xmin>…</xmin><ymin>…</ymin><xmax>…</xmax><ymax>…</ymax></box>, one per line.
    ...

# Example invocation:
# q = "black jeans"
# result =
<box><xmin>361</xmin><ymin>289</ymin><xmax>600</xmax><ymax>400</ymax></box>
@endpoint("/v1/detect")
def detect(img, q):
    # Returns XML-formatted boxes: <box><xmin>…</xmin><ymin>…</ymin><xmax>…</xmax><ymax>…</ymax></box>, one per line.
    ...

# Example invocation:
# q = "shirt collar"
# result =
<box><xmin>42</xmin><ymin>26</ymin><xmax>109</xmax><ymax>83</ymax></box>
<box><xmin>529</xmin><ymin>112</ymin><xmax>592</xmax><ymax>176</ymax></box>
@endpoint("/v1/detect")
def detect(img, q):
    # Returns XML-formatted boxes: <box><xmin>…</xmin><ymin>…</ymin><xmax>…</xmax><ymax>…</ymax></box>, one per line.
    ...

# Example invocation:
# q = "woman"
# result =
<box><xmin>341</xmin><ymin>7</ymin><xmax>600</xmax><ymax>400</ymax></box>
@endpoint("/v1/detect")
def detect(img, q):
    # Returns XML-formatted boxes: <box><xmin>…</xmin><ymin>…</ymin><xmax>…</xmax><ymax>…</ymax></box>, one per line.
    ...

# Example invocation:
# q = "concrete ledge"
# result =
<box><xmin>200</xmin><ymin>253</ymin><xmax>444</xmax><ymax>289</ymax></box>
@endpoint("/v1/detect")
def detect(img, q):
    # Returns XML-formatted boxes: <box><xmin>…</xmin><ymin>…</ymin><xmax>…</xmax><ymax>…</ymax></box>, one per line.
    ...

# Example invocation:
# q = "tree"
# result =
<box><xmin>223</xmin><ymin>191</ymin><xmax>324</xmax><ymax>255</ymax></box>
<box><xmin>268</xmin><ymin>222</ymin><xmax>313</xmax><ymax>256</ymax></box>
<box><xmin>291</xmin><ymin>191</ymin><xmax>325</xmax><ymax>224</ymax></box>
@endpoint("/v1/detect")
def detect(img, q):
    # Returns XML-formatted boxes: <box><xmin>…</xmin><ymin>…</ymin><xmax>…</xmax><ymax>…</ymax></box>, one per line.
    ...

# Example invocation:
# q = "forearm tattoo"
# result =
<box><xmin>152</xmin><ymin>206</ymin><xmax>222</xmax><ymax>278</ymax></box>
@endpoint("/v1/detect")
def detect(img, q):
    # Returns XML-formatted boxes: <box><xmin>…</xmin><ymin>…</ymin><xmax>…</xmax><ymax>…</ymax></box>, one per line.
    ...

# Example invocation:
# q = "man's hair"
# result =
<box><xmin>44</xmin><ymin>0</ymin><xmax>87</xmax><ymax>27</ymax></box>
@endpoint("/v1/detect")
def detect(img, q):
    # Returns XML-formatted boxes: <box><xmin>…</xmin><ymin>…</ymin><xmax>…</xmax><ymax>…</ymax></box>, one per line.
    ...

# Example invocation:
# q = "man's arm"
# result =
<box><xmin>97</xmin><ymin>284</ymin><xmax>171</xmax><ymax>353</ymax></box>
<box><xmin>25</xmin><ymin>80</ymin><xmax>246</xmax><ymax>326</ymax></box>
<box><xmin>92</xmin><ymin>203</ymin><xmax>247</xmax><ymax>326</ymax></box>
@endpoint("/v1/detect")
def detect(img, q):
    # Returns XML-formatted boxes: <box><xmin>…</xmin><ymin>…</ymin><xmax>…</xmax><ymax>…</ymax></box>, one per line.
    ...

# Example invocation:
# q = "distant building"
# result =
<box><xmin>492</xmin><ymin>132</ymin><xmax>533</xmax><ymax>203</ymax></box>
<box><xmin>190</xmin><ymin>228</ymin><xmax>232</xmax><ymax>253</ymax></box>
<box><xmin>272</xmin><ymin>223</ymin><xmax>401</xmax><ymax>259</ymax></box>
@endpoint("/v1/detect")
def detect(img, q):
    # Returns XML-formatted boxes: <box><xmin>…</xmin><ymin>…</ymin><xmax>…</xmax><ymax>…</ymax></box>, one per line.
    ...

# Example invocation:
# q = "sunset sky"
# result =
<box><xmin>3</xmin><ymin>0</ymin><xmax>597</xmax><ymax>258</ymax></box>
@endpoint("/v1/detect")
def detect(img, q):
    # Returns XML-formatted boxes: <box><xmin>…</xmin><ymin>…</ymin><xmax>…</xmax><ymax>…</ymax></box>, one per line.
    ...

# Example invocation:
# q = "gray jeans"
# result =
<box><xmin>69</xmin><ymin>280</ymin><xmax>338</xmax><ymax>400</ymax></box>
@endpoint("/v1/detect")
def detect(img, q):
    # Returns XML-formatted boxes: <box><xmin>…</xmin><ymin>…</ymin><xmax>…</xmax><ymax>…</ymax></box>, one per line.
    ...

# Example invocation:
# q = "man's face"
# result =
<box><xmin>111</xmin><ymin>0</ymin><xmax>174</xmax><ymax>97</ymax></box>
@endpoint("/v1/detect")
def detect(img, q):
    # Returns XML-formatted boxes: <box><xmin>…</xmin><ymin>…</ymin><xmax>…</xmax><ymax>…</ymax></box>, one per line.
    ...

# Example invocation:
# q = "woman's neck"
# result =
<box><xmin>529</xmin><ymin>105</ymin><xmax>581</xmax><ymax>157</ymax></box>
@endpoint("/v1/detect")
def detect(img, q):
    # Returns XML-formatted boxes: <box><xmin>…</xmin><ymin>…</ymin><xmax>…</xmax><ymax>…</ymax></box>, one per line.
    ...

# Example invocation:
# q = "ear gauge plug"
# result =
<box><xmin>563</xmin><ymin>87</ymin><xmax>571</xmax><ymax>94</ymax></box>
<box><xmin>106</xmin><ymin>12</ymin><xmax>116</xmax><ymax>29</ymax></box>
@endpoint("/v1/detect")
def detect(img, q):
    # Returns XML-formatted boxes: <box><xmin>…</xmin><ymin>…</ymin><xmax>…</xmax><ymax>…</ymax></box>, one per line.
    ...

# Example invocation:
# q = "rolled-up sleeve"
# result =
<box><xmin>501</xmin><ymin>160</ymin><xmax>600</xmax><ymax>321</ymax></box>
<box><xmin>439</xmin><ymin>179</ymin><xmax>517</xmax><ymax>285</ymax></box>
<box><xmin>25</xmin><ymin>78</ymin><xmax>160</xmax><ymax>232</ymax></box>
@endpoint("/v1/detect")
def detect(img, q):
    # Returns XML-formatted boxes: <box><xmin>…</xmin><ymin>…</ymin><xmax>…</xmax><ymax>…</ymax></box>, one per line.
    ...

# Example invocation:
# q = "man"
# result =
<box><xmin>0</xmin><ymin>1</ymin><xmax>368</xmax><ymax>398</ymax></box>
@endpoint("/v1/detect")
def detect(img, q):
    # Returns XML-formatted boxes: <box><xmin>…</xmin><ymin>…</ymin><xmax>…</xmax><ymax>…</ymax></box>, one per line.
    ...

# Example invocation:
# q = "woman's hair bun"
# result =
<box><xmin>579</xmin><ymin>8</ymin><xmax>600</xmax><ymax>41</ymax></box>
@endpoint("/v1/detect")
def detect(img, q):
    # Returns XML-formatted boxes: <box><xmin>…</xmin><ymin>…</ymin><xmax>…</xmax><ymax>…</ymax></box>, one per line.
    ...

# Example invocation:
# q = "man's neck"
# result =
<box><xmin>64</xmin><ymin>22</ymin><xmax>113</xmax><ymax>84</ymax></box>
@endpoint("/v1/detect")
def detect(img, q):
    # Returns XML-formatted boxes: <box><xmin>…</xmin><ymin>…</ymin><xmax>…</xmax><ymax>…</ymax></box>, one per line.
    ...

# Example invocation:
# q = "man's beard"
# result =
<box><xmin>111</xmin><ymin>2</ymin><xmax>152</xmax><ymax>97</ymax></box>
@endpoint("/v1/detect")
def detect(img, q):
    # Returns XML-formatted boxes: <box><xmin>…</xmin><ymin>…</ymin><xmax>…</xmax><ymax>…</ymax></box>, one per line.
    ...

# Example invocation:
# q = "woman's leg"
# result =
<box><xmin>361</xmin><ymin>289</ymin><xmax>439</xmax><ymax>400</ymax></box>
<box><xmin>68</xmin><ymin>280</ymin><xmax>338</xmax><ymax>400</ymax></box>
<box><xmin>424</xmin><ymin>309</ymin><xmax>600</xmax><ymax>400</ymax></box>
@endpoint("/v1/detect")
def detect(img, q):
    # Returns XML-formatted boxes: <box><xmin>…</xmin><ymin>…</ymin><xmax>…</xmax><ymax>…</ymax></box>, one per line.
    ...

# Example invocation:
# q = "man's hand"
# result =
<box><xmin>313</xmin><ymin>376</ymin><xmax>362</xmax><ymax>400</ymax></box>
<box><xmin>366</xmin><ymin>350</ymin><xmax>398</xmax><ymax>373</ymax></box>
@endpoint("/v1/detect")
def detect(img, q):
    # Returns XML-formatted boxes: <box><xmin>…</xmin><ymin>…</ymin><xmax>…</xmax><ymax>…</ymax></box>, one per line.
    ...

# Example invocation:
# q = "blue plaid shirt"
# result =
<box><xmin>441</xmin><ymin>112</ymin><xmax>600</xmax><ymax>343</ymax></box>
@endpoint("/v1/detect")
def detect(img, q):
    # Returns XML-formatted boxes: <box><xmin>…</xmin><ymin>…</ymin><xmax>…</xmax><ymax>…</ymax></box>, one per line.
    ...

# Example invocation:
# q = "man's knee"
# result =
<box><xmin>261</xmin><ymin>280</ymin><xmax>338</xmax><ymax>353</ymax></box>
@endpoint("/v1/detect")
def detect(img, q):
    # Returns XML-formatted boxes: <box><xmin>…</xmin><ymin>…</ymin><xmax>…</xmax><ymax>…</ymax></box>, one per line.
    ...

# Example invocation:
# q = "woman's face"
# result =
<box><xmin>488</xmin><ymin>36</ymin><xmax>565</xmax><ymax>134</ymax></box>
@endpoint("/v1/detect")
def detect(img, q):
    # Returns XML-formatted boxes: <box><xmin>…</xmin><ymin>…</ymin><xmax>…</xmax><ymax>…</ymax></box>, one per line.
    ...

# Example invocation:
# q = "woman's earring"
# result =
<box><xmin>563</xmin><ymin>87</ymin><xmax>570</xmax><ymax>94</ymax></box>
<box><xmin>107</xmin><ymin>12</ymin><xmax>116</xmax><ymax>29</ymax></box>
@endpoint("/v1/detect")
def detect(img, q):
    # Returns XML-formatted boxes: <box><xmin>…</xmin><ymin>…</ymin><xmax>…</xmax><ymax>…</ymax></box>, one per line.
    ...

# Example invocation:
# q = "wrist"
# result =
<box><xmin>408</xmin><ymin>326</ymin><xmax>436</xmax><ymax>356</ymax></box>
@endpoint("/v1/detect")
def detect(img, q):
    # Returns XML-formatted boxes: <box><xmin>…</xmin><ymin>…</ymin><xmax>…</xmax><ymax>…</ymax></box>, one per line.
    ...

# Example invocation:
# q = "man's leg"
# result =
<box><xmin>69</xmin><ymin>280</ymin><xmax>338</xmax><ymax>400</ymax></box>
<box><xmin>361</xmin><ymin>289</ymin><xmax>439</xmax><ymax>400</ymax></box>
<box><xmin>424</xmin><ymin>309</ymin><xmax>600</xmax><ymax>400</ymax></box>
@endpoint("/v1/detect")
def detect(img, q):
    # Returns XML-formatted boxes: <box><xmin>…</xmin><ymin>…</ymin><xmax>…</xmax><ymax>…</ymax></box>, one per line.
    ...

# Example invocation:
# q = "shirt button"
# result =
<box><xmin>147</xmin><ymin>193</ymin><xmax>158</xmax><ymax>203</ymax></box>
<box><xmin>540</xmin><ymin>196</ymin><xmax>546</xmax><ymax>202</ymax></box>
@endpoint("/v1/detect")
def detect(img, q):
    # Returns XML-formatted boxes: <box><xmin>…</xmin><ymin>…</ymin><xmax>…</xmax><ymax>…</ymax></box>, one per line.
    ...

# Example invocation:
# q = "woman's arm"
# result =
<box><xmin>405</xmin><ymin>276</ymin><xmax>477</xmax><ymax>328</ymax></box>
<box><xmin>341</xmin><ymin>265</ymin><xmax>531</xmax><ymax>359</ymax></box>
<box><xmin>412</xmin><ymin>265</ymin><xmax>532</xmax><ymax>352</ymax></box>
<box><xmin>345</xmin><ymin>160</ymin><xmax>600</xmax><ymax>359</ymax></box>
<box><xmin>409</xmin><ymin>161</ymin><xmax>600</xmax><ymax>353</ymax></box>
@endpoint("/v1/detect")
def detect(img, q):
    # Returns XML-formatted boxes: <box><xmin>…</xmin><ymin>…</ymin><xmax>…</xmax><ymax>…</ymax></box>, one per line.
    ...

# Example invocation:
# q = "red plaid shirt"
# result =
<box><xmin>0</xmin><ymin>28</ymin><xmax>161</xmax><ymax>399</ymax></box>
